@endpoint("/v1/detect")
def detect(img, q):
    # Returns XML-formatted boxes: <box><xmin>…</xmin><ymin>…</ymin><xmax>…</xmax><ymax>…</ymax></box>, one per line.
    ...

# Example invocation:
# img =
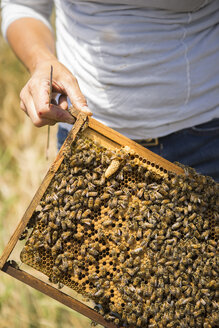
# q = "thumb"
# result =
<box><xmin>64</xmin><ymin>77</ymin><xmax>92</xmax><ymax>116</ymax></box>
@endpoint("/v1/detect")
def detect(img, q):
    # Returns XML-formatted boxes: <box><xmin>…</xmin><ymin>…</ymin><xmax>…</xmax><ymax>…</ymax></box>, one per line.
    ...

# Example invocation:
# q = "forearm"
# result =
<box><xmin>5</xmin><ymin>16</ymin><xmax>91</xmax><ymax>127</ymax></box>
<box><xmin>7</xmin><ymin>17</ymin><xmax>56</xmax><ymax>74</ymax></box>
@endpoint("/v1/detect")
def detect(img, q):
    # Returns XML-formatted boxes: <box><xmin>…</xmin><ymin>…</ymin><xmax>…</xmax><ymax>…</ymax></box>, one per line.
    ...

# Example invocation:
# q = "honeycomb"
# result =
<box><xmin>20</xmin><ymin>133</ymin><xmax>219</xmax><ymax>328</ymax></box>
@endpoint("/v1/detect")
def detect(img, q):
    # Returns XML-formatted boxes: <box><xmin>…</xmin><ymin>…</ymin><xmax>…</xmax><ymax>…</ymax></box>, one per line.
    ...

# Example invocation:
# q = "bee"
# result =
<box><xmin>51</xmin><ymin>238</ymin><xmax>62</xmax><ymax>253</ymax></box>
<box><xmin>19</xmin><ymin>228</ymin><xmax>28</xmax><ymax>240</ymax></box>
<box><xmin>33</xmin><ymin>240</ymin><xmax>44</xmax><ymax>250</ymax></box>
<box><xmin>102</xmin><ymin>219</ymin><xmax>112</xmax><ymax>227</ymax></box>
<box><xmin>136</xmin><ymin>188</ymin><xmax>144</xmax><ymax>199</ymax></box>
<box><xmin>73</xmin><ymin>165</ymin><xmax>82</xmax><ymax>174</ymax></box>
<box><xmin>87</xmin><ymin>197</ymin><xmax>94</xmax><ymax>208</ymax></box>
<box><xmin>132</xmin><ymin>257</ymin><xmax>142</xmax><ymax>269</ymax></box>
<box><xmin>127</xmin><ymin>235</ymin><xmax>135</xmax><ymax>245</ymax></box>
<box><xmin>109</xmin><ymin>249</ymin><xmax>117</xmax><ymax>259</ymax></box>
<box><xmin>94</xmin><ymin>197</ymin><xmax>101</xmax><ymax>209</ymax></box>
<box><xmin>43</xmin><ymin>203</ymin><xmax>53</xmax><ymax>212</ymax></box>
<box><xmin>58</xmin><ymin>282</ymin><xmax>64</xmax><ymax>289</ymax></box>
<box><xmin>86</xmin><ymin>191</ymin><xmax>98</xmax><ymax>197</ymax></box>
<box><xmin>86</xmin><ymin>254</ymin><xmax>96</xmax><ymax>263</ymax></box>
<box><xmin>60</xmin><ymin>257</ymin><xmax>69</xmax><ymax>272</ymax></box>
<box><xmin>118</xmin><ymin>199</ymin><xmax>128</xmax><ymax>209</ymax></box>
<box><xmin>137</xmin><ymin>228</ymin><xmax>143</xmax><ymax>239</ymax></box>
<box><xmin>94</xmin><ymin>289</ymin><xmax>104</xmax><ymax>297</ymax></box>
<box><xmin>77</xmin><ymin>176</ymin><xmax>84</xmax><ymax>188</ymax></box>
<box><xmin>94</xmin><ymin>175</ymin><xmax>105</xmax><ymax>186</ymax></box>
<box><xmin>52</xmin><ymin>265</ymin><xmax>61</xmax><ymax>276</ymax></box>
<box><xmin>74</xmin><ymin>231</ymin><xmax>84</xmax><ymax>240</ymax></box>
<box><xmin>88</xmin><ymin>247</ymin><xmax>99</xmax><ymax>256</ymax></box>
<box><xmin>100</xmin><ymin>192</ymin><xmax>110</xmax><ymax>201</ymax></box>
<box><xmin>76</xmin><ymin>209</ymin><xmax>82</xmax><ymax>220</ymax></box>
<box><xmin>61</xmin><ymin>220</ymin><xmax>67</xmax><ymax>230</ymax></box>
<box><xmin>48</xmin><ymin>221</ymin><xmax>58</xmax><ymax>230</ymax></box>
<box><xmin>68</xmin><ymin>210</ymin><xmax>76</xmax><ymax>220</ymax></box>
<box><xmin>143</xmin><ymin>222</ymin><xmax>155</xmax><ymax>229</ymax></box>
<box><xmin>81</xmin><ymin>218</ymin><xmax>92</xmax><ymax>226</ymax></box>
<box><xmin>61</xmin><ymin>231</ymin><xmax>72</xmax><ymax>240</ymax></box>
<box><xmin>171</xmin><ymin>221</ymin><xmax>182</xmax><ymax>230</ymax></box>
<box><xmin>125</xmin><ymin>257</ymin><xmax>134</xmax><ymax>268</ymax></box>
<box><xmin>44</xmin><ymin>230</ymin><xmax>52</xmax><ymax>245</ymax></box>
<box><xmin>127</xmin><ymin>313</ymin><xmax>137</xmax><ymax>325</ymax></box>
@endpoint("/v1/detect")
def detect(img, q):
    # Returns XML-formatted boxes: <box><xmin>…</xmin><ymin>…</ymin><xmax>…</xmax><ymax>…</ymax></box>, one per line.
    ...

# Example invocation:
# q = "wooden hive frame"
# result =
<box><xmin>0</xmin><ymin>109</ymin><xmax>184</xmax><ymax>328</ymax></box>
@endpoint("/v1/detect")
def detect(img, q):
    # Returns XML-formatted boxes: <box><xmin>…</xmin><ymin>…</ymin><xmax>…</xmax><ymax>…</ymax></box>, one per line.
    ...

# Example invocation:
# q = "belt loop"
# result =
<box><xmin>134</xmin><ymin>138</ymin><xmax>159</xmax><ymax>147</ymax></box>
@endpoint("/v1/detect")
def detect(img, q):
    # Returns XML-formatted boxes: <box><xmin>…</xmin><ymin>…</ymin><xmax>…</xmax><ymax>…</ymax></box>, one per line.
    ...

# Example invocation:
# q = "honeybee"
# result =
<box><xmin>86</xmin><ymin>254</ymin><xmax>96</xmax><ymax>263</ymax></box>
<box><xmin>85</xmin><ymin>172</ymin><xmax>95</xmax><ymax>183</ymax></box>
<box><xmin>118</xmin><ymin>251</ymin><xmax>125</xmax><ymax>263</ymax></box>
<box><xmin>100</xmin><ymin>192</ymin><xmax>110</xmax><ymax>201</ymax></box>
<box><xmin>94</xmin><ymin>289</ymin><xmax>104</xmax><ymax>297</ymax></box>
<box><xmin>86</xmin><ymin>190</ymin><xmax>98</xmax><ymax>197</ymax></box>
<box><xmin>118</xmin><ymin>199</ymin><xmax>128</xmax><ymax>209</ymax></box>
<box><xmin>102</xmin><ymin>219</ymin><xmax>112</xmax><ymax>227</ymax></box>
<box><xmin>61</xmin><ymin>231</ymin><xmax>72</xmax><ymax>240</ymax></box>
<box><xmin>81</xmin><ymin>218</ymin><xmax>92</xmax><ymax>226</ymax></box>
<box><xmin>94</xmin><ymin>197</ymin><xmax>101</xmax><ymax>209</ymax></box>
<box><xmin>43</xmin><ymin>203</ymin><xmax>53</xmax><ymax>211</ymax></box>
<box><xmin>116</xmin><ymin>170</ymin><xmax>124</xmax><ymax>181</ymax></box>
<box><xmin>127</xmin><ymin>235</ymin><xmax>135</xmax><ymax>245</ymax></box>
<box><xmin>137</xmin><ymin>188</ymin><xmax>144</xmax><ymax>199</ymax></box>
<box><xmin>52</xmin><ymin>238</ymin><xmax>62</xmax><ymax>252</ymax></box>
<box><xmin>60</xmin><ymin>257</ymin><xmax>69</xmax><ymax>272</ymax></box>
<box><xmin>87</xmin><ymin>197</ymin><xmax>94</xmax><ymax>208</ymax></box>
<box><xmin>48</xmin><ymin>221</ymin><xmax>58</xmax><ymax>230</ymax></box>
<box><xmin>127</xmin><ymin>313</ymin><xmax>137</xmax><ymax>325</ymax></box>
<box><xmin>76</xmin><ymin>209</ymin><xmax>82</xmax><ymax>220</ymax></box>
<box><xmin>94</xmin><ymin>175</ymin><xmax>105</xmax><ymax>186</ymax></box>
<box><xmin>143</xmin><ymin>222</ymin><xmax>155</xmax><ymax>229</ymax></box>
<box><xmin>88</xmin><ymin>248</ymin><xmax>99</xmax><ymax>256</ymax></box>
<box><xmin>33</xmin><ymin>240</ymin><xmax>44</xmax><ymax>250</ymax></box>
<box><xmin>74</xmin><ymin>231</ymin><xmax>84</xmax><ymax>240</ymax></box>
<box><xmin>19</xmin><ymin>228</ymin><xmax>28</xmax><ymax>240</ymax></box>
<box><xmin>125</xmin><ymin>257</ymin><xmax>134</xmax><ymax>268</ymax></box>
<box><xmin>68</xmin><ymin>210</ymin><xmax>76</xmax><ymax>220</ymax></box>
<box><xmin>52</xmin><ymin>265</ymin><xmax>61</xmax><ymax>276</ymax></box>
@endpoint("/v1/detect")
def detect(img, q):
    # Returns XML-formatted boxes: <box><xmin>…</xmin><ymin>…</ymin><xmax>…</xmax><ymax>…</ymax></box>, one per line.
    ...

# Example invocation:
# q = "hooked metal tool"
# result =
<box><xmin>46</xmin><ymin>65</ymin><xmax>53</xmax><ymax>160</ymax></box>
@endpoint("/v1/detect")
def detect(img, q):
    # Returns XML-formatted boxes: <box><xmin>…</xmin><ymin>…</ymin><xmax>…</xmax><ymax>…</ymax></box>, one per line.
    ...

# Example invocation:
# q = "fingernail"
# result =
<box><xmin>81</xmin><ymin>106</ymin><xmax>92</xmax><ymax>116</ymax></box>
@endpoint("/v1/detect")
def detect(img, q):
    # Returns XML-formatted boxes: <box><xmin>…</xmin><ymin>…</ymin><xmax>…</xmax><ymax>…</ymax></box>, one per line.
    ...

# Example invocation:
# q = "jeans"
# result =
<box><xmin>57</xmin><ymin>119</ymin><xmax>219</xmax><ymax>182</ymax></box>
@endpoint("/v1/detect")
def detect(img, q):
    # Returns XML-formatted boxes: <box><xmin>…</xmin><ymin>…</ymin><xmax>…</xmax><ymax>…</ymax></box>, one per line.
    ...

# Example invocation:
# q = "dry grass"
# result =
<box><xmin>0</xmin><ymin>19</ymin><xmax>96</xmax><ymax>328</ymax></box>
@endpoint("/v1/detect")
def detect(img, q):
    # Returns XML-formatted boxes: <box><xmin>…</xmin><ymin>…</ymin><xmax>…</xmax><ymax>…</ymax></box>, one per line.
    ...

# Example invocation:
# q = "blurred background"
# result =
<box><xmin>0</xmin><ymin>15</ymin><xmax>97</xmax><ymax>328</ymax></box>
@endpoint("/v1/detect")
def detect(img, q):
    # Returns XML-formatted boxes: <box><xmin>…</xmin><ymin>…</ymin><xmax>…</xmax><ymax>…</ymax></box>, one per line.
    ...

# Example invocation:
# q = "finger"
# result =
<box><xmin>29</xmin><ymin>80</ymin><xmax>75</xmax><ymax>123</ymax></box>
<box><xmin>64</xmin><ymin>77</ymin><xmax>92</xmax><ymax>116</ymax></box>
<box><xmin>48</xmin><ymin>104</ymin><xmax>75</xmax><ymax>124</ymax></box>
<box><xmin>58</xmin><ymin>94</ymin><xmax>68</xmax><ymax>110</ymax></box>
<box><xmin>21</xmin><ymin>89</ymin><xmax>57</xmax><ymax>127</ymax></box>
<box><xmin>20</xmin><ymin>99</ymin><xmax>28</xmax><ymax>115</ymax></box>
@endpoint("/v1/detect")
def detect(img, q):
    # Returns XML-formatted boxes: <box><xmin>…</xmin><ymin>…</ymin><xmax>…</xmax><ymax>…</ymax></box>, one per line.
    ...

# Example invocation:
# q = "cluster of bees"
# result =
<box><xmin>20</xmin><ymin>134</ymin><xmax>218</xmax><ymax>328</ymax></box>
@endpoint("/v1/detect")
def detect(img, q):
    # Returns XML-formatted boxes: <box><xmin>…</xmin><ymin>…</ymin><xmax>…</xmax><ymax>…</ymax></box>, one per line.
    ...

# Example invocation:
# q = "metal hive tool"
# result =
<box><xmin>1</xmin><ymin>109</ymin><xmax>218</xmax><ymax>328</ymax></box>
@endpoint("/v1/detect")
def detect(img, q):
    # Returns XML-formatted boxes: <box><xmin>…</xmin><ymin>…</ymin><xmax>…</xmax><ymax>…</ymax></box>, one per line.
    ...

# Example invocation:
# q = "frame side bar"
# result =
<box><xmin>0</xmin><ymin>115</ymin><xmax>86</xmax><ymax>270</ymax></box>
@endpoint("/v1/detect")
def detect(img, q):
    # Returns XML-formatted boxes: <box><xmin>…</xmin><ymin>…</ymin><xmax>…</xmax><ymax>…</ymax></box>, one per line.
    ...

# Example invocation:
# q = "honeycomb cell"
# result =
<box><xmin>20</xmin><ymin>134</ymin><xmax>218</xmax><ymax>328</ymax></box>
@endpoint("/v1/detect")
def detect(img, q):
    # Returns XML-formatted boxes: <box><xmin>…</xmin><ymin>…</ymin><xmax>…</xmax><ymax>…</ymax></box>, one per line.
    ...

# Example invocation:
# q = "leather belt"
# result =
<box><xmin>133</xmin><ymin>138</ymin><xmax>159</xmax><ymax>147</ymax></box>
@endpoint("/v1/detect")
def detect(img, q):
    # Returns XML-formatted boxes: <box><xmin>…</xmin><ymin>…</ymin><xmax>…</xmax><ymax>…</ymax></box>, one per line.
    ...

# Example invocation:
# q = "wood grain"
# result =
<box><xmin>88</xmin><ymin>117</ymin><xmax>184</xmax><ymax>175</ymax></box>
<box><xmin>2</xmin><ymin>263</ymin><xmax>117</xmax><ymax>328</ymax></box>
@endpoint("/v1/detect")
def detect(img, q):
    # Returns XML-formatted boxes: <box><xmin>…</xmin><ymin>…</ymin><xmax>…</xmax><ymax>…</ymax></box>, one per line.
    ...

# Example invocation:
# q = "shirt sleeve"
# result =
<box><xmin>1</xmin><ymin>0</ymin><xmax>54</xmax><ymax>40</ymax></box>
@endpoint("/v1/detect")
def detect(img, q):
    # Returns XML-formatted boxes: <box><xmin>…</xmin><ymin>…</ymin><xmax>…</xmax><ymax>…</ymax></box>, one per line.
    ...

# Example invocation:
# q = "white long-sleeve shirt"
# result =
<box><xmin>1</xmin><ymin>0</ymin><xmax>219</xmax><ymax>139</ymax></box>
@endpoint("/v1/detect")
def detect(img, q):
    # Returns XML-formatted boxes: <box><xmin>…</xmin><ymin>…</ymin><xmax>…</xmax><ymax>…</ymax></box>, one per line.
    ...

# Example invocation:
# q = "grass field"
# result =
<box><xmin>0</xmin><ymin>19</ymin><xmax>97</xmax><ymax>328</ymax></box>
